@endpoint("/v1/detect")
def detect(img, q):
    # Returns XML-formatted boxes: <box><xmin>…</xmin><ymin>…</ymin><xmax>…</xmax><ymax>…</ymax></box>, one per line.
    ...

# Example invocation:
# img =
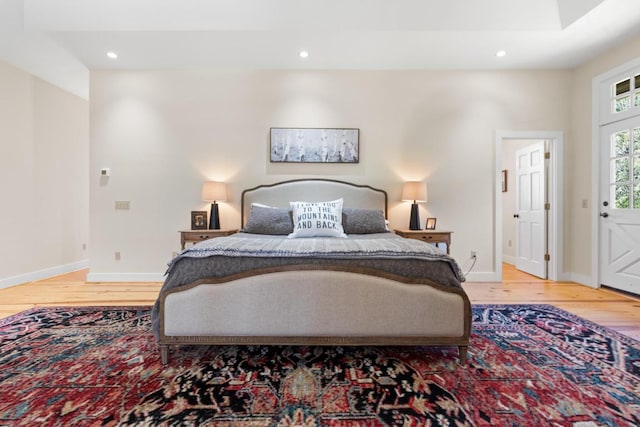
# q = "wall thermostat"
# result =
<box><xmin>100</xmin><ymin>168</ymin><xmax>111</xmax><ymax>177</ymax></box>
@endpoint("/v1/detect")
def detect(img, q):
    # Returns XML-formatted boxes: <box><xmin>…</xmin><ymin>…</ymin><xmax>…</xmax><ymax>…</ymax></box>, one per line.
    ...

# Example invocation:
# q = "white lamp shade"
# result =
<box><xmin>201</xmin><ymin>181</ymin><xmax>227</xmax><ymax>202</ymax></box>
<box><xmin>401</xmin><ymin>181</ymin><xmax>427</xmax><ymax>203</ymax></box>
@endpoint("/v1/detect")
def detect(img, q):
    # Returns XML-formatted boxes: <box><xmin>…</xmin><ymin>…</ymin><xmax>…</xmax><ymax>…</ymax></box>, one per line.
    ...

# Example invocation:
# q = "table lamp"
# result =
<box><xmin>401</xmin><ymin>181</ymin><xmax>427</xmax><ymax>230</ymax></box>
<box><xmin>201</xmin><ymin>181</ymin><xmax>227</xmax><ymax>229</ymax></box>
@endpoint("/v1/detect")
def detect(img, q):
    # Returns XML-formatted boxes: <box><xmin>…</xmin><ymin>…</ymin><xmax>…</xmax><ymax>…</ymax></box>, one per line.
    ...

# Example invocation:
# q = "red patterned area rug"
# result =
<box><xmin>1</xmin><ymin>305</ymin><xmax>639</xmax><ymax>426</ymax></box>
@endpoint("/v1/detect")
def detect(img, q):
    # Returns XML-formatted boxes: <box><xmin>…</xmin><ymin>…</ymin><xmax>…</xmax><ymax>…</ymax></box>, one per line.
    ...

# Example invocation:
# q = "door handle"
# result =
<box><xmin>600</xmin><ymin>212</ymin><xmax>609</xmax><ymax>218</ymax></box>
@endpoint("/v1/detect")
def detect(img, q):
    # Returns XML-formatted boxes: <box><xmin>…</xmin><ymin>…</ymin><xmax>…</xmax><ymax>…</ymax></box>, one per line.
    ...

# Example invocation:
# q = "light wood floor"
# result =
<box><xmin>1</xmin><ymin>264</ymin><xmax>639</xmax><ymax>341</ymax></box>
<box><xmin>466</xmin><ymin>264</ymin><xmax>640</xmax><ymax>340</ymax></box>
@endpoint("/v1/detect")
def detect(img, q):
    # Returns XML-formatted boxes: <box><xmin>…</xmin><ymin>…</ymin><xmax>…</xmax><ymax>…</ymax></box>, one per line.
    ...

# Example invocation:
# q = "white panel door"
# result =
<box><xmin>599</xmin><ymin>118</ymin><xmax>640</xmax><ymax>295</ymax></box>
<box><xmin>515</xmin><ymin>142</ymin><xmax>547</xmax><ymax>278</ymax></box>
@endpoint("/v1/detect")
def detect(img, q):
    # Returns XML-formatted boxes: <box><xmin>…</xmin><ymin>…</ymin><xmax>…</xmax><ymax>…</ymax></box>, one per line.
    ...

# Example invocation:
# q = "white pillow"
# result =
<box><xmin>288</xmin><ymin>199</ymin><xmax>347</xmax><ymax>238</ymax></box>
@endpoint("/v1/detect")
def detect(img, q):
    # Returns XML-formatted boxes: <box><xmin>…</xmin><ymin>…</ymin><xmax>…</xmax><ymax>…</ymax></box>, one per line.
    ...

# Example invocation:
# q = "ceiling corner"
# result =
<box><xmin>556</xmin><ymin>0</ymin><xmax>605</xmax><ymax>29</ymax></box>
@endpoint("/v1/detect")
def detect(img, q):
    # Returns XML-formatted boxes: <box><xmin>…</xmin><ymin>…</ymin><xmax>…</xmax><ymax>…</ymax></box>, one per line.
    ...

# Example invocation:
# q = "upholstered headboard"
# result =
<box><xmin>241</xmin><ymin>179</ymin><xmax>388</xmax><ymax>227</ymax></box>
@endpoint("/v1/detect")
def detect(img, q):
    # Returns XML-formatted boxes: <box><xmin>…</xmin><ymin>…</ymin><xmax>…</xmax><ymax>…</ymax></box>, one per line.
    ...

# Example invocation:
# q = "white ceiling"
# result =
<box><xmin>2</xmin><ymin>0</ymin><xmax>640</xmax><ymax>99</ymax></box>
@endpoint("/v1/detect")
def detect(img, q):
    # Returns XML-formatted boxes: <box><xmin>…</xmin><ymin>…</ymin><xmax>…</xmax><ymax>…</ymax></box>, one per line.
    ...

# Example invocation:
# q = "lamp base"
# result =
<box><xmin>209</xmin><ymin>203</ymin><xmax>220</xmax><ymax>229</ymax></box>
<box><xmin>409</xmin><ymin>203</ymin><xmax>421</xmax><ymax>230</ymax></box>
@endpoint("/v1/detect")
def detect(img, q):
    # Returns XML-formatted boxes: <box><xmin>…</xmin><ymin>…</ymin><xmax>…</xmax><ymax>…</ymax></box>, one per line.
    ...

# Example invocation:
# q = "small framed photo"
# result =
<box><xmin>191</xmin><ymin>211</ymin><xmax>208</xmax><ymax>230</ymax></box>
<box><xmin>501</xmin><ymin>169</ymin><xmax>508</xmax><ymax>192</ymax></box>
<box><xmin>425</xmin><ymin>218</ymin><xmax>437</xmax><ymax>230</ymax></box>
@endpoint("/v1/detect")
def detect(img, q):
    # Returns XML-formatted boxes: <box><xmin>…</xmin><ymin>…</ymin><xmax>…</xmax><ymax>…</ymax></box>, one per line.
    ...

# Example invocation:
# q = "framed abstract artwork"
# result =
<box><xmin>270</xmin><ymin>127</ymin><xmax>359</xmax><ymax>163</ymax></box>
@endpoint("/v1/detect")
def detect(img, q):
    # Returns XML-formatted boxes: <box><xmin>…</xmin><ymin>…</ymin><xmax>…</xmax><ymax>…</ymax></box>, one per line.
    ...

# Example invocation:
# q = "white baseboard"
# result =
<box><xmin>464</xmin><ymin>271</ymin><xmax>499</xmax><ymax>282</ymax></box>
<box><xmin>89</xmin><ymin>270</ymin><xmax>501</xmax><ymax>283</ymax></box>
<box><xmin>463</xmin><ymin>269</ymin><xmax>594</xmax><ymax>287</ymax></box>
<box><xmin>502</xmin><ymin>255</ymin><xmax>516</xmax><ymax>265</ymax></box>
<box><xmin>568</xmin><ymin>272</ymin><xmax>597</xmax><ymax>288</ymax></box>
<box><xmin>0</xmin><ymin>260</ymin><xmax>89</xmax><ymax>290</ymax></box>
<box><xmin>86</xmin><ymin>272</ymin><xmax>164</xmax><ymax>283</ymax></box>
<box><xmin>3</xmin><ymin>263</ymin><xmax>593</xmax><ymax>289</ymax></box>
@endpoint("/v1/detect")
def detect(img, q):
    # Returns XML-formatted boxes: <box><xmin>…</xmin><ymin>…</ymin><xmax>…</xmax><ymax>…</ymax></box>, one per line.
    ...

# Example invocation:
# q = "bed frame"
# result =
<box><xmin>157</xmin><ymin>179</ymin><xmax>471</xmax><ymax>364</ymax></box>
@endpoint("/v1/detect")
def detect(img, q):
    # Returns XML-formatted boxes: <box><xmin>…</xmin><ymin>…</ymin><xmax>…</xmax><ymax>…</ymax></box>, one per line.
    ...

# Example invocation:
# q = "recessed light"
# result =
<box><xmin>107</xmin><ymin>51</ymin><xmax>118</xmax><ymax>59</ymax></box>
<box><xmin>496</xmin><ymin>50</ymin><xmax>507</xmax><ymax>58</ymax></box>
<box><xmin>299</xmin><ymin>51</ymin><xmax>309</xmax><ymax>59</ymax></box>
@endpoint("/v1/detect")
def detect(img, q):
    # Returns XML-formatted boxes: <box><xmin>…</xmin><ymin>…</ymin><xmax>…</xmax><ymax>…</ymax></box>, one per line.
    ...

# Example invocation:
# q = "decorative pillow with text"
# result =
<box><xmin>288</xmin><ymin>199</ymin><xmax>347</xmax><ymax>238</ymax></box>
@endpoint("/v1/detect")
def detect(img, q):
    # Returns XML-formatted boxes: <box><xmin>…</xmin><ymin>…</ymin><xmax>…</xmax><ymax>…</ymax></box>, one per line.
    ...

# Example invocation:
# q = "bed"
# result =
<box><xmin>152</xmin><ymin>179</ymin><xmax>471</xmax><ymax>364</ymax></box>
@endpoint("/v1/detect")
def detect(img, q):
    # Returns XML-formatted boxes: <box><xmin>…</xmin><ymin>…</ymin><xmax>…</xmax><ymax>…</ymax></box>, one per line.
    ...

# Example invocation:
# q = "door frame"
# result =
<box><xmin>591</xmin><ymin>57</ymin><xmax>640</xmax><ymax>289</ymax></box>
<box><xmin>495</xmin><ymin>130</ymin><xmax>564</xmax><ymax>282</ymax></box>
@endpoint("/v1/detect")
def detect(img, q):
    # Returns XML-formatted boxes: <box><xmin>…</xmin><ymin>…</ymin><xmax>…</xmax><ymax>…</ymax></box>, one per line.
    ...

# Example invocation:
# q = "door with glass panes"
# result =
<box><xmin>599</xmin><ymin>77</ymin><xmax>640</xmax><ymax>295</ymax></box>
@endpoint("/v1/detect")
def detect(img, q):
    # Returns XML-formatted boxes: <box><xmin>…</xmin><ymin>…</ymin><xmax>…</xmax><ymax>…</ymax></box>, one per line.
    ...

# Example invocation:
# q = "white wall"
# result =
<box><xmin>0</xmin><ymin>61</ymin><xmax>89</xmax><ymax>288</ymax></box>
<box><xmin>2</xmin><ymin>33</ymin><xmax>638</xmax><ymax>288</ymax></box>
<box><xmin>568</xmin><ymin>34</ymin><xmax>640</xmax><ymax>283</ymax></box>
<box><xmin>89</xmin><ymin>69</ymin><xmax>570</xmax><ymax>281</ymax></box>
<box><xmin>3</xmin><ymin>33</ymin><xmax>638</xmax><ymax>287</ymax></box>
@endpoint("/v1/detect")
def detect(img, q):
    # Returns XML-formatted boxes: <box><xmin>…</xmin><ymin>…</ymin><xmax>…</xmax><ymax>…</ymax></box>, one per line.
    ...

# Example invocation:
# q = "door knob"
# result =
<box><xmin>513</xmin><ymin>214</ymin><xmax>519</xmax><ymax>218</ymax></box>
<box><xmin>600</xmin><ymin>212</ymin><xmax>609</xmax><ymax>218</ymax></box>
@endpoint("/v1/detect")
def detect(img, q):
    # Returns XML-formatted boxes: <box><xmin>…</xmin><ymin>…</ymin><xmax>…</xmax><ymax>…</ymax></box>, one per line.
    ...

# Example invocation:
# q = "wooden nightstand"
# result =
<box><xmin>179</xmin><ymin>229</ymin><xmax>238</xmax><ymax>249</ymax></box>
<box><xmin>394</xmin><ymin>229</ymin><xmax>453</xmax><ymax>254</ymax></box>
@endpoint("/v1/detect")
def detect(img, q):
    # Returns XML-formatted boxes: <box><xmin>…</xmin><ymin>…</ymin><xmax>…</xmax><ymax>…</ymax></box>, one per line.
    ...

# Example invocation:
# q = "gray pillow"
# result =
<box><xmin>243</xmin><ymin>205</ymin><xmax>293</xmax><ymax>235</ymax></box>
<box><xmin>342</xmin><ymin>208</ymin><xmax>388</xmax><ymax>234</ymax></box>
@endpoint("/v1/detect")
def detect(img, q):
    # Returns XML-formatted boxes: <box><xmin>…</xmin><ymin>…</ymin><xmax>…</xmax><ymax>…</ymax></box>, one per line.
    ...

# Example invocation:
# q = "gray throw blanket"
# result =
<box><xmin>167</xmin><ymin>232</ymin><xmax>465</xmax><ymax>281</ymax></box>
